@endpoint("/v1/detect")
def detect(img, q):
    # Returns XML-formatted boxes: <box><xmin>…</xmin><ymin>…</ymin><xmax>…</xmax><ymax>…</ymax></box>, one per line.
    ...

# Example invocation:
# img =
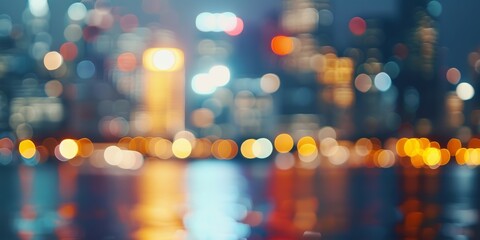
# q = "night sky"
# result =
<box><xmin>2</xmin><ymin>0</ymin><xmax>479</xmax><ymax>73</ymax></box>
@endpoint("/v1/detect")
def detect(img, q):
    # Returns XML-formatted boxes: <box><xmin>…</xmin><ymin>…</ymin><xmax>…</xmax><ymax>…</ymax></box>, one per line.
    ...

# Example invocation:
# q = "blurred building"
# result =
<box><xmin>0</xmin><ymin>3</ymin><xmax>66</xmax><ymax>140</ymax></box>
<box><xmin>139</xmin><ymin>44</ymin><xmax>185</xmax><ymax>138</ymax></box>
<box><xmin>397</xmin><ymin>0</ymin><xmax>441</xmax><ymax>137</ymax></box>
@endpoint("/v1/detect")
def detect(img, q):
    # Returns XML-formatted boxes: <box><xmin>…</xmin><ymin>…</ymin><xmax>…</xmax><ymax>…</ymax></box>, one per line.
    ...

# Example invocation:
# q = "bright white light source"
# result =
<box><xmin>456</xmin><ymin>82</ymin><xmax>475</xmax><ymax>100</ymax></box>
<box><xmin>29</xmin><ymin>0</ymin><xmax>49</xmax><ymax>17</ymax></box>
<box><xmin>152</xmin><ymin>49</ymin><xmax>176</xmax><ymax>71</ymax></box>
<box><xmin>118</xmin><ymin>150</ymin><xmax>143</xmax><ymax>170</ymax></box>
<box><xmin>143</xmin><ymin>48</ymin><xmax>183</xmax><ymax>72</ymax></box>
<box><xmin>252</xmin><ymin>138</ymin><xmax>273</xmax><ymax>159</ymax></box>
<box><xmin>68</xmin><ymin>3</ymin><xmax>87</xmax><ymax>21</ymax></box>
<box><xmin>260</xmin><ymin>73</ymin><xmax>280</xmax><ymax>93</ymax></box>
<box><xmin>209</xmin><ymin>65</ymin><xmax>230</xmax><ymax>87</ymax></box>
<box><xmin>43</xmin><ymin>51</ymin><xmax>63</xmax><ymax>71</ymax></box>
<box><xmin>218</xmin><ymin>12</ymin><xmax>237</xmax><ymax>32</ymax></box>
<box><xmin>196</xmin><ymin>12</ymin><xmax>214</xmax><ymax>32</ymax></box>
<box><xmin>58</xmin><ymin>139</ymin><xmax>78</xmax><ymax>160</ymax></box>
<box><xmin>104</xmin><ymin>146</ymin><xmax>122</xmax><ymax>166</ymax></box>
<box><xmin>192</xmin><ymin>73</ymin><xmax>216</xmax><ymax>95</ymax></box>
<box><xmin>196</xmin><ymin>12</ymin><xmax>238</xmax><ymax>33</ymax></box>
<box><xmin>374</xmin><ymin>72</ymin><xmax>392</xmax><ymax>92</ymax></box>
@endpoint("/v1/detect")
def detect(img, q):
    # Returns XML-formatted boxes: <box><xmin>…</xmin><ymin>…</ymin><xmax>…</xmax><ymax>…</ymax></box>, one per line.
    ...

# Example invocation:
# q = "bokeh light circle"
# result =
<box><xmin>456</xmin><ymin>82</ymin><xmax>475</xmax><ymax>100</ymax></box>
<box><xmin>59</xmin><ymin>139</ymin><xmax>79</xmax><ymax>160</ymax></box>
<box><xmin>260</xmin><ymin>73</ymin><xmax>281</xmax><ymax>94</ymax></box>
<box><xmin>271</xmin><ymin>36</ymin><xmax>294</xmax><ymax>56</ymax></box>
<box><xmin>68</xmin><ymin>3</ymin><xmax>87</xmax><ymax>21</ymax></box>
<box><xmin>44</xmin><ymin>51</ymin><xmax>63</xmax><ymax>71</ymax></box>
<box><xmin>349</xmin><ymin>17</ymin><xmax>366</xmax><ymax>36</ymax></box>
<box><xmin>374</xmin><ymin>72</ymin><xmax>392</xmax><ymax>92</ymax></box>
<box><xmin>77</xmin><ymin>60</ymin><xmax>96</xmax><ymax>79</ymax></box>
<box><xmin>252</xmin><ymin>138</ymin><xmax>273</xmax><ymax>159</ymax></box>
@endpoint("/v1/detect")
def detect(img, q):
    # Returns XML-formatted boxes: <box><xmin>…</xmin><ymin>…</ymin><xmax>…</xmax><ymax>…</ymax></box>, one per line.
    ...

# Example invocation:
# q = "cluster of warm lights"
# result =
<box><xmin>316</xmin><ymin>53</ymin><xmax>355</xmax><ymax>108</ymax></box>
<box><xmin>3</xmin><ymin>134</ymin><xmax>480</xmax><ymax>169</ymax></box>
<box><xmin>396</xmin><ymin>138</ymin><xmax>480</xmax><ymax>168</ymax></box>
<box><xmin>16</xmin><ymin>138</ymin><xmax>93</xmax><ymax>163</ymax></box>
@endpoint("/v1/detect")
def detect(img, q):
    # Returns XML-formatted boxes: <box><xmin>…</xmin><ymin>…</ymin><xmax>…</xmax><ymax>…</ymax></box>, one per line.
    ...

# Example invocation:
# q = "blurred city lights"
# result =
<box><xmin>192</xmin><ymin>73</ymin><xmax>216</xmax><ymax>94</ymax></box>
<box><xmin>260</xmin><ymin>73</ymin><xmax>281</xmax><ymax>94</ymax></box>
<box><xmin>298</xmin><ymin>136</ymin><xmax>318</xmax><ymax>162</ymax></box>
<box><xmin>153</xmin><ymin>50</ymin><xmax>176</xmax><ymax>70</ymax></box>
<box><xmin>446</xmin><ymin>67</ymin><xmax>461</xmax><ymax>84</ymax></box>
<box><xmin>143</xmin><ymin>48</ymin><xmax>184</xmax><ymax>72</ymax></box>
<box><xmin>384</xmin><ymin>61</ymin><xmax>400</xmax><ymax>78</ymax></box>
<box><xmin>319</xmin><ymin>137</ymin><xmax>337</xmax><ymax>157</ymax></box>
<box><xmin>19</xmin><ymin>139</ymin><xmax>36</xmax><ymax>159</ymax></box>
<box><xmin>354</xmin><ymin>74</ymin><xmax>372</xmax><ymax>93</ymax></box>
<box><xmin>274</xmin><ymin>133</ymin><xmax>294</xmax><ymax>153</ymax></box>
<box><xmin>298</xmin><ymin>143</ymin><xmax>318</xmax><ymax>163</ymax></box>
<box><xmin>120</xmin><ymin>14</ymin><xmax>139</xmax><ymax>32</ymax></box>
<box><xmin>104</xmin><ymin>146</ymin><xmax>122</xmax><ymax>166</ymax></box>
<box><xmin>117</xmin><ymin>52</ymin><xmax>137</xmax><ymax>72</ymax></box>
<box><xmin>225</xmin><ymin>17</ymin><xmax>244</xmax><ymax>36</ymax></box>
<box><xmin>67</xmin><ymin>2</ymin><xmax>87</xmax><ymax>21</ymax></box>
<box><xmin>212</xmin><ymin>139</ymin><xmax>238</xmax><ymax>160</ymax></box>
<box><xmin>77</xmin><ymin>138</ymin><xmax>94</xmax><ymax>158</ymax></box>
<box><xmin>427</xmin><ymin>0</ymin><xmax>442</xmax><ymax>17</ymax></box>
<box><xmin>77</xmin><ymin>60</ymin><xmax>96</xmax><ymax>79</ymax></box>
<box><xmin>150</xmin><ymin>138</ymin><xmax>173</xmax><ymax>159</ymax></box>
<box><xmin>456</xmin><ymin>82</ymin><xmax>475</xmax><ymax>100</ymax></box>
<box><xmin>349</xmin><ymin>17</ymin><xmax>366</xmax><ymax>36</ymax></box>
<box><xmin>192</xmin><ymin>65</ymin><xmax>231</xmax><ymax>94</ymax></box>
<box><xmin>274</xmin><ymin>152</ymin><xmax>295</xmax><ymax>170</ymax></box>
<box><xmin>271</xmin><ymin>35</ymin><xmax>294</xmax><ymax>56</ymax></box>
<box><xmin>172</xmin><ymin>138</ymin><xmax>192</xmax><ymax>159</ymax></box>
<box><xmin>185</xmin><ymin>162</ymin><xmax>251</xmax><ymax>239</ymax></box>
<box><xmin>59</xmin><ymin>42</ymin><xmax>78</xmax><ymax>61</ymax></box>
<box><xmin>58</xmin><ymin>139</ymin><xmax>78</xmax><ymax>160</ymax></box>
<box><xmin>422</xmin><ymin>147</ymin><xmax>441</xmax><ymax>167</ymax></box>
<box><xmin>355</xmin><ymin>138</ymin><xmax>373</xmax><ymax>156</ymax></box>
<box><xmin>43</xmin><ymin>51</ymin><xmax>63</xmax><ymax>71</ymax></box>
<box><xmin>64</xmin><ymin>24</ymin><xmax>83</xmax><ymax>42</ymax></box>
<box><xmin>374</xmin><ymin>72</ymin><xmax>392</xmax><ymax>92</ymax></box>
<box><xmin>209</xmin><ymin>65</ymin><xmax>231</xmax><ymax>87</ymax></box>
<box><xmin>1</xmin><ymin>1</ymin><xmax>480</xmax><ymax>239</ymax></box>
<box><xmin>328</xmin><ymin>146</ymin><xmax>349</xmax><ymax>165</ymax></box>
<box><xmin>375</xmin><ymin>150</ymin><xmax>395</xmax><ymax>168</ymax></box>
<box><xmin>44</xmin><ymin>80</ymin><xmax>63</xmax><ymax>97</ymax></box>
<box><xmin>195</xmin><ymin>12</ymin><xmax>239</xmax><ymax>33</ymax></box>
<box><xmin>29</xmin><ymin>0</ymin><xmax>49</xmax><ymax>17</ymax></box>
<box><xmin>252</xmin><ymin>138</ymin><xmax>273</xmax><ymax>159</ymax></box>
<box><xmin>240</xmin><ymin>139</ymin><xmax>256</xmax><ymax>159</ymax></box>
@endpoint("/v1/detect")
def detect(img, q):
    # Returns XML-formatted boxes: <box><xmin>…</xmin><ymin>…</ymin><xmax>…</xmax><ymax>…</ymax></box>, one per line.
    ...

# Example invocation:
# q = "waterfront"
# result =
<box><xmin>0</xmin><ymin>159</ymin><xmax>478</xmax><ymax>239</ymax></box>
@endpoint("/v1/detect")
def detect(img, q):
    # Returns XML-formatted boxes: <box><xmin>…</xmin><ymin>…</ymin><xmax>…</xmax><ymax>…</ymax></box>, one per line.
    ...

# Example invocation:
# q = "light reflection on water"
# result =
<box><xmin>0</xmin><ymin>159</ymin><xmax>478</xmax><ymax>239</ymax></box>
<box><xmin>185</xmin><ymin>161</ymin><xmax>250</xmax><ymax>240</ymax></box>
<box><xmin>440</xmin><ymin>166</ymin><xmax>478</xmax><ymax>239</ymax></box>
<box><xmin>134</xmin><ymin>160</ymin><xmax>186</xmax><ymax>240</ymax></box>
